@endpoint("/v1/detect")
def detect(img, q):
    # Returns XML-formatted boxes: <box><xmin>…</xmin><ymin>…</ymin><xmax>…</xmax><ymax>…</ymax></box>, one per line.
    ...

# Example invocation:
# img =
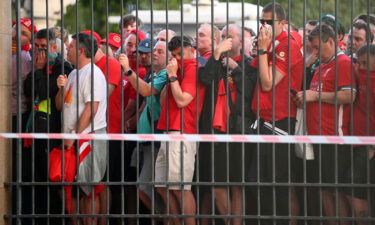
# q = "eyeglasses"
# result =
<box><xmin>260</xmin><ymin>19</ymin><xmax>280</xmax><ymax>25</ymax></box>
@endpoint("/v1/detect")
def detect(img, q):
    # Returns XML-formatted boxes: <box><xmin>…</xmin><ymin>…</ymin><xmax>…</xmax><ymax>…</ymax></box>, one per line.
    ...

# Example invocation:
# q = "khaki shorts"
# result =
<box><xmin>155</xmin><ymin>131</ymin><xmax>197</xmax><ymax>190</ymax></box>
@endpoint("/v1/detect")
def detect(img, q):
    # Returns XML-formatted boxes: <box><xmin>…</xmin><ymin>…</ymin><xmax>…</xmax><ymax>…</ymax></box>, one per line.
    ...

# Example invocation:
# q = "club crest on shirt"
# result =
<box><xmin>276</xmin><ymin>51</ymin><xmax>286</xmax><ymax>61</ymax></box>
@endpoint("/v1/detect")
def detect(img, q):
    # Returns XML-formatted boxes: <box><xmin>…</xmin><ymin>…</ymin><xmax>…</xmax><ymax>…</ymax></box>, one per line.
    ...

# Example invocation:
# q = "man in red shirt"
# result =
<box><xmin>114</xmin><ymin>29</ymin><xmax>147</xmax><ymax>225</ymax></box>
<box><xmin>344</xmin><ymin>44</ymin><xmax>375</xmax><ymax>223</ymax></box>
<box><xmin>248</xmin><ymin>2</ymin><xmax>303</xmax><ymax>224</ymax></box>
<box><xmin>155</xmin><ymin>36</ymin><xmax>205</xmax><ymax>225</ymax></box>
<box><xmin>295</xmin><ymin>24</ymin><xmax>357</xmax><ymax>225</ymax></box>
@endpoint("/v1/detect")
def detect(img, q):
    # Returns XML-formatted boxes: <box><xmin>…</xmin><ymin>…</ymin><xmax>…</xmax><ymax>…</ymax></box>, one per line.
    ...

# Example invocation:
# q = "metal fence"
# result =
<box><xmin>4</xmin><ymin>0</ymin><xmax>375</xmax><ymax>225</ymax></box>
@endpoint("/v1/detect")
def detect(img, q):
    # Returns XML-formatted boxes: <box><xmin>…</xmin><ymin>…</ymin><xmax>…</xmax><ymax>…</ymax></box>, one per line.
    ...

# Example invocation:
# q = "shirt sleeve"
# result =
<box><xmin>152</xmin><ymin>70</ymin><xmax>168</xmax><ymax>92</ymax></box>
<box><xmin>338</xmin><ymin>59</ymin><xmax>357</xmax><ymax>91</ymax></box>
<box><xmin>272</xmin><ymin>42</ymin><xmax>289</xmax><ymax>76</ymax></box>
<box><xmin>106</xmin><ymin>57</ymin><xmax>122</xmax><ymax>86</ymax></box>
<box><xmin>83</xmin><ymin>67</ymin><xmax>107</xmax><ymax>103</ymax></box>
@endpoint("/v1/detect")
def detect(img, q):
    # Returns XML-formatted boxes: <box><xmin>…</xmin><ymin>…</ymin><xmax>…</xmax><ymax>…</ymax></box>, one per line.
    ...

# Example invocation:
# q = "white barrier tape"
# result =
<box><xmin>0</xmin><ymin>133</ymin><xmax>374</xmax><ymax>145</ymax></box>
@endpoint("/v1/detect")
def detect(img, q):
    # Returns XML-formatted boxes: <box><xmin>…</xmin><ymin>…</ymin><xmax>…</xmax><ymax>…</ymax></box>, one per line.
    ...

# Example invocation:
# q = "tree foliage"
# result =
<box><xmin>57</xmin><ymin>0</ymin><xmax>182</xmax><ymax>37</ymax></box>
<box><xmin>58</xmin><ymin>0</ymin><xmax>374</xmax><ymax>37</ymax></box>
<box><xmin>226</xmin><ymin>0</ymin><xmax>374</xmax><ymax>29</ymax></box>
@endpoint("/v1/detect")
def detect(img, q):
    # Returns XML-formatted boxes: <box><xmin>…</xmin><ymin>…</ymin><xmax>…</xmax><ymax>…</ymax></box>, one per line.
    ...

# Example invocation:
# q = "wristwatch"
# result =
<box><xmin>125</xmin><ymin>69</ymin><xmax>133</xmax><ymax>77</ymax></box>
<box><xmin>258</xmin><ymin>49</ymin><xmax>268</xmax><ymax>55</ymax></box>
<box><xmin>168</xmin><ymin>76</ymin><xmax>178</xmax><ymax>83</ymax></box>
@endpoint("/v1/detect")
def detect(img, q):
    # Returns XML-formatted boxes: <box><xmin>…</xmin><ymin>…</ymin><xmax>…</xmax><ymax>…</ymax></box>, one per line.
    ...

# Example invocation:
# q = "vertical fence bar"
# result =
<box><xmin>30</xmin><ymin>0</ymin><xmax>36</xmax><ymax>223</ymax></box>
<box><xmin>119</xmin><ymin>1</ymin><xmax>125</xmax><ymax>225</ymax></box>
<box><xmin>60</xmin><ymin>1</ymin><xmax>66</xmax><ymax>225</ymax></box>
<box><xmin>256</xmin><ymin>1</ymin><xmax>261</xmax><ymax>224</ymax></box>
<box><xmin>302</xmin><ymin>0</ymin><xmax>308</xmax><ymax>224</ymax></box>
<box><xmin>318</xmin><ymin>0</ymin><xmax>323</xmax><ymax>224</ymax></box>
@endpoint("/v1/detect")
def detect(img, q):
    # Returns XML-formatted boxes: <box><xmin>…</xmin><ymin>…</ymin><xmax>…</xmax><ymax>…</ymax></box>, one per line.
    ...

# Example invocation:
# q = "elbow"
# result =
<box><xmin>346</xmin><ymin>93</ymin><xmax>356</xmax><ymax>104</ymax></box>
<box><xmin>176</xmin><ymin>101</ymin><xmax>188</xmax><ymax>108</ymax></box>
<box><xmin>261</xmin><ymin>83</ymin><xmax>272</xmax><ymax>92</ymax></box>
<box><xmin>140</xmin><ymin>89</ymin><xmax>152</xmax><ymax>97</ymax></box>
<box><xmin>176</xmin><ymin>98</ymin><xmax>192</xmax><ymax>108</ymax></box>
<box><xmin>340</xmin><ymin>91</ymin><xmax>357</xmax><ymax>104</ymax></box>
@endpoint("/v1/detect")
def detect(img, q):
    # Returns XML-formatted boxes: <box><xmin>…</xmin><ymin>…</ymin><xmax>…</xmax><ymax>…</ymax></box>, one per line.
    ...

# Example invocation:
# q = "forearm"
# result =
<box><xmin>77</xmin><ymin>102</ymin><xmax>99</xmax><ymax>133</ymax></box>
<box><xmin>258</xmin><ymin>55</ymin><xmax>272</xmax><ymax>92</ymax></box>
<box><xmin>55</xmin><ymin>88</ymin><xmax>63</xmax><ymax>111</ymax></box>
<box><xmin>128</xmin><ymin>74</ymin><xmax>154</xmax><ymax>97</ymax></box>
<box><xmin>169</xmin><ymin>82</ymin><xmax>193</xmax><ymax>108</ymax></box>
<box><xmin>160</xmin><ymin>86</ymin><xmax>167</xmax><ymax>106</ymax></box>
<box><xmin>124</xmin><ymin>99</ymin><xmax>136</xmax><ymax>122</ymax></box>
<box><xmin>309</xmin><ymin>90</ymin><xmax>356</xmax><ymax>104</ymax></box>
<box><xmin>127</xmin><ymin>101</ymin><xmax>145</xmax><ymax>122</ymax></box>
<box><xmin>320</xmin><ymin>90</ymin><xmax>356</xmax><ymax>104</ymax></box>
<box><xmin>108</xmin><ymin>84</ymin><xmax>116</xmax><ymax>96</ymax></box>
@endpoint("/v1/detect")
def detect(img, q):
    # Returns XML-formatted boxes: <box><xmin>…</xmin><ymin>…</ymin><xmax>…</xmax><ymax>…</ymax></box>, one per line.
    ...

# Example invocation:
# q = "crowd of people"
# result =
<box><xmin>11</xmin><ymin>2</ymin><xmax>375</xmax><ymax>225</ymax></box>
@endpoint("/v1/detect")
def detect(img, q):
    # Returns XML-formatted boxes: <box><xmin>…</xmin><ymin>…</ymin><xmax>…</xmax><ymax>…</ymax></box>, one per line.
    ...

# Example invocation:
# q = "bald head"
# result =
<box><xmin>153</xmin><ymin>41</ymin><xmax>168</xmax><ymax>71</ymax></box>
<box><xmin>221</xmin><ymin>24</ymin><xmax>242</xmax><ymax>57</ymax></box>
<box><xmin>195</xmin><ymin>23</ymin><xmax>221</xmax><ymax>56</ymax></box>
<box><xmin>221</xmin><ymin>24</ymin><xmax>242</xmax><ymax>41</ymax></box>
<box><xmin>156</xmin><ymin>29</ymin><xmax>176</xmax><ymax>42</ymax></box>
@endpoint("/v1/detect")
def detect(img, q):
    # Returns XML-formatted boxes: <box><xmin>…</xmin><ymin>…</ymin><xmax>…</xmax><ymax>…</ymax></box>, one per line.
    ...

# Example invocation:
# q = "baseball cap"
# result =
<box><xmin>129</xmin><ymin>29</ymin><xmax>146</xmax><ymax>42</ymax></box>
<box><xmin>12</xmin><ymin>18</ymin><xmax>38</xmax><ymax>33</ymax></box>
<box><xmin>137</xmin><ymin>38</ymin><xmax>156</xmax><ymax>53</ymax></box>
<box><xmin>321</xmin><ymin>14</ymin><xmax>345</xmax><ymax>36</ymax></box>
<box><xmin>81</xmin><ymin>30</ymin><xmax>102</xmax><ymax>47</ymax></box>
<box><xmin>101</xmin><ymin>33</ymin><xmax>121</xmax><ymax>49</ymax></box>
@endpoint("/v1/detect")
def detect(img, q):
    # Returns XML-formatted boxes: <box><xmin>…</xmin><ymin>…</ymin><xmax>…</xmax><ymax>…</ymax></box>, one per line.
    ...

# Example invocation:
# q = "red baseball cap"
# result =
<box><xmin>12</xmin><ymin>18</ymin><xmax>38</xmax><ymax>33</ymax></box>
<box><xmin>100</xmin><ymin>33</ymin><xmax>121</xmax><ymax>49</ymax></box>
<box><xmin>81</xmin><ymin>30</ymin><xmax>102</xmax><ymax>47</ymax></box>
<box><xmin>129</xmin><ymin>29</ymin><xmax>146</xmax><ymax>42</ymax></box>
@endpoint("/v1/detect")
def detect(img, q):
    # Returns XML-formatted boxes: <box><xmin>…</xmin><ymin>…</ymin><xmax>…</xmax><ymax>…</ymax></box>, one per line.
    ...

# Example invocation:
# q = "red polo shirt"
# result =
<box><xmin>353</xmin><ymin>70</ymin><xmax>375</xmax><ymax>136</ymax></box>
<box><xmin>96</xmin><ymin>55</ymin><xmax>122</xmax><ymax>133</ymax></box>
<box><xmin>157</xmin><ymin>58</ymin><xmax>206</xmax><ymax>134</ymax></box>
<box><xmin>251</xmin><ymin>30</ymin><xmax>303</xmax><ymax>122</ymax></box>
<box><xmin>306</xmin><ymin>53</ymin><xmax>356</xmax><ymax>135</ymax></box>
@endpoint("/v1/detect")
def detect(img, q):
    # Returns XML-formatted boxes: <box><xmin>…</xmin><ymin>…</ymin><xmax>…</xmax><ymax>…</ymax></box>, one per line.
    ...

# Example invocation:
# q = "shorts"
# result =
<box><xmin>137</xmin><ymin>143</ymin><xmax>164</xmax><ymax>211</ymax></box>
<box><xmin>246</xmin><ymin>118</ymin><xmax>298</xmax><ymax>217</ymax></box>
<box><xmin>247</xmin><ymin>118</ymin><xmax>298</xmax><ymax>183</ymax></box>
<box><xmin>307</xmin><ymin>144</ymin><xmax>351</xmax><ymax>187</ymax></box>
<box><xmin>155</xmin><ymin>131</ymin><xmax>197</xmax><ymax>190</ymax></box>
<box><xmin>77</xmin><ymin>127</ymin><xmax>108</xmax><ymax>195</ymax></box>
<box><xmin>199</xmin><ymin>142</ymin><xmax>247</xmax><ymax>184</ymax></box>
<box><xmin>342</xmin><ymin>146</ymin><xmax>375</xmax><ymax>199</ymax></box>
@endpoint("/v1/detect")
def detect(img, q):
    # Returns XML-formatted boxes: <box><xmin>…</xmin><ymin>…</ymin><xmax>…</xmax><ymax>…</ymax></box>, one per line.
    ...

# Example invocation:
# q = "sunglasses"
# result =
<box><xmin>260</xmin><ymin>19</ymin><xmax>280</xmax><ymax>25</ymax></box>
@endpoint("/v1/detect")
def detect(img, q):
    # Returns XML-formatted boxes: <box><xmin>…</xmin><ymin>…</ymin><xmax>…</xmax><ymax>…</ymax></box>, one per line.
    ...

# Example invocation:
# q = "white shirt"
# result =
<box><xmin>63</xmin><ymin>63</ymin><xmax>107</xmax><ymax>134</ymax></box>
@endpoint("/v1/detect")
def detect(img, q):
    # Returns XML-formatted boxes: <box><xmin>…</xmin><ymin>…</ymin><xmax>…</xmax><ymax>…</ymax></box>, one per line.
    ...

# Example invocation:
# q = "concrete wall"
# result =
<box><xmin>0</xmin><ymin>0</ymin><xmax>12</xmax><ymax>224</ymax></box>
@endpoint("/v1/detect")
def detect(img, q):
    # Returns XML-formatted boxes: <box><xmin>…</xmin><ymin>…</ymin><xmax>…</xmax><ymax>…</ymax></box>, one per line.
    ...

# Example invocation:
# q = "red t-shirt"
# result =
<box><xmin>353</xmin><ymin>70</ymin><xmax>375</xmax><ymax>136</ymax></box>
<box><xmin>306</xmin><ymin>53</ymin><xmax>356</xmax><ymax>136</ymax></box>
<box><xmin>95</xmin><ymin>56</ymin><xmax>122</xmax><ymax>133</ymax></box>
<box><xmin>251</xmin><ymin>30</ymin><xmax>303</xmax><ymax>122</ymax></box>
<box><xmin>157</xmin><ymin>58</ymin><xmax>206</xmax><ymax>134</ymax></box>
